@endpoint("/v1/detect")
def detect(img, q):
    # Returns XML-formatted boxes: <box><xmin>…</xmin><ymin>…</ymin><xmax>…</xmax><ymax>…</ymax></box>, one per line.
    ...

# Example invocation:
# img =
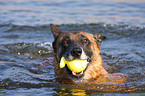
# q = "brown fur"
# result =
<box><xmin>50</xmin><ymin>24</ymin><xmax>127</xmax><ymax>84</ymax></box>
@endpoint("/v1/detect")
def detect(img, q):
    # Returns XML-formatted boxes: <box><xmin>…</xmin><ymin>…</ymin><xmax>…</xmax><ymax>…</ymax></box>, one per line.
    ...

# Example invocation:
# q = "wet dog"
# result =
<box><xmin>50</xmin><ymin>24</ymin><xmax>127</xmax><ymax>84</ymax></box>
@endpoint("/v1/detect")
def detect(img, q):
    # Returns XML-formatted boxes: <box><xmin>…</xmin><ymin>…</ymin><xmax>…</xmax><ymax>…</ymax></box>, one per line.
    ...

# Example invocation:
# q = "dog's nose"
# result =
<box><xmin>71</xmin><ymin>47</ymin><xmax>82</xmax><ymax>57</ymax></box>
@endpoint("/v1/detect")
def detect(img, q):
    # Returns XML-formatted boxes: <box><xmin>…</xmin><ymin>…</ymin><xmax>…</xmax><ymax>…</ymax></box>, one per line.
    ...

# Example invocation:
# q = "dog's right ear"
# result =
<box><xmin>50</xmin><ymin>24</ymin><xmax>63</xmax><ymax>38</ymax></box>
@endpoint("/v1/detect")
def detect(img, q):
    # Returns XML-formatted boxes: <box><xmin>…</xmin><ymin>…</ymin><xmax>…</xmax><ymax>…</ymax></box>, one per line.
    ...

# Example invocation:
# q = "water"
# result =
<box><xmin>0</xmin><ymin>0</ymin><xmax>145</xmax><ymax>95</ymax></box>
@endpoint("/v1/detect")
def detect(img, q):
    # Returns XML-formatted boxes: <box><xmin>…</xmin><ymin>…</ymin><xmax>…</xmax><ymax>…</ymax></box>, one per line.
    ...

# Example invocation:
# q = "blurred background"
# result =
<box><xmin>0</xmin><ymin>0</ymin><xmax>145</xmax><ymax>26</ymax></box>
<box><xmin>0</xmin><ymin>0</ymin><xmax>145</xmax><ymax>95</ymax></box>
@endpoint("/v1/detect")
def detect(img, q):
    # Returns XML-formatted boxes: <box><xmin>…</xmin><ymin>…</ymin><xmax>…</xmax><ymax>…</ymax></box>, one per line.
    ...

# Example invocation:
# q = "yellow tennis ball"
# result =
<box><xmin>66</xmin><ymin>59</ymin><xmax>88</xmax><ymax>73</ymax></box>
<box><xmin>59</xmin><ymin>57</ymin><xmax>88</xmax><ymax>73</ymax></box>
<box><xmin>59</xmin><ymin>57</ymin><xmax>66</xmax><ymax>68</ymax></box>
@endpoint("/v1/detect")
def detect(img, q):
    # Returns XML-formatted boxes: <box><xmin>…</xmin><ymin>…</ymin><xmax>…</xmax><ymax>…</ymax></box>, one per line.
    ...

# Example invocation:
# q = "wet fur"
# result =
<box><xmin>50</xmin><ymin>24</ymin><xmax>127</xmax><ymax>84</ymax></box>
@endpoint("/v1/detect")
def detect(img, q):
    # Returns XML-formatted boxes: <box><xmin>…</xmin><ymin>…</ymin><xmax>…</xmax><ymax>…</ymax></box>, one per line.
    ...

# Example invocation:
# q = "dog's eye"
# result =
<box><xmin>82</xmin><ymin>39</ymin><xmax>88</xmax><ymax>43</ymax></box>
<box><xmin>82</xmin><ymin>39</ymin><xmax>87</xmax><ymax>43</ymax></box>
<box><xmin>64</xmin><ymin>40</ymin><xmax>67</xmax><ymax>44</ymax></box>
<box><xmin>63</xmin><ymin>40</ymin><xmax>71</xmax><ymax>44</ymax></box>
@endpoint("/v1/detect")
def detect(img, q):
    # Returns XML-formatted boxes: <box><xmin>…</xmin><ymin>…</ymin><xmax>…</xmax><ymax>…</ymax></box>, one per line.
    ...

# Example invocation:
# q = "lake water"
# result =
<box><xmin>0</xmin><ymin>0</ymin><xmax>145</xmax><ymax>95</ymax></box>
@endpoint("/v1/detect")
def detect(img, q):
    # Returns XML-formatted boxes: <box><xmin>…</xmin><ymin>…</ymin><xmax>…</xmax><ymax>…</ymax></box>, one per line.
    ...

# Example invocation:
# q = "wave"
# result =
<box><xmin>0</xmin><ymin>23</ymin><xmax>144</xmax><ymax>33</ymax></box>
<box><xmin>0</xmin><ymin>23</ymin><xmax>50</xmax><ymax>32</ymax></box>
<box><xmin>0</xmin><ymin>42</ymin><xmax>53</xmax><ymax>57</ymax></box>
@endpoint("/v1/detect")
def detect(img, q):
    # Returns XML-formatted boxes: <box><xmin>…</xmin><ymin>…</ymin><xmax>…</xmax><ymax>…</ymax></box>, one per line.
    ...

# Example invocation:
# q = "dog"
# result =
<box><xmin>50</xmin><ymin>24</ymin><xmax>127</xmax><ymax>84</ymax></box>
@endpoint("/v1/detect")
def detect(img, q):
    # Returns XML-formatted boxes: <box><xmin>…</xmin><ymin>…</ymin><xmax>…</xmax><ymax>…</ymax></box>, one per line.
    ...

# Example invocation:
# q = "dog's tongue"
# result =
<box><xmin>59</xmin><ymin>57</ymin><xmax>88</xmax><ymax>73</ymax></box>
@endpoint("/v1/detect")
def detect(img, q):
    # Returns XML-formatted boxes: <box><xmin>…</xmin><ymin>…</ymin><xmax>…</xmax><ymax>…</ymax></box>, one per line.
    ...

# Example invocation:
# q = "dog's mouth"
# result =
<box><xmin>72</xmin><ymin>71</ymin><xmax>83</xmax><ymax>76</ymax></box>
<box><xmin>59</xmin><ymin>56</ymin><xmax>89</xmax><ymax>78</ymax></box>
<box><xmin>65</xmin><ymin>64</ymin><xmax>87</xmax><ymax>78</ymax></box>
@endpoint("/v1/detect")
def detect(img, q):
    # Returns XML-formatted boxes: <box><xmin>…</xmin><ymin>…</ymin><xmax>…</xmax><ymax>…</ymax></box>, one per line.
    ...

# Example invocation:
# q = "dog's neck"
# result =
<box><xmin>83</xmin><ymin>55</ymin><xmax>108</xmax><ymax>80</ymax></box>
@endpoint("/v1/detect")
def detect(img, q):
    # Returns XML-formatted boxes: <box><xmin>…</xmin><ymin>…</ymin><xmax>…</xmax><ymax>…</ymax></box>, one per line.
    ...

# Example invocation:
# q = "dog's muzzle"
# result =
<box><xmin>71</xmin><ymin>47</ymin><xmax>82</xmax><ymax>58</ymax></box>
<box><xmin>63</xmin><ymin>47</ymin><xmax>88</xmax><ymax>61</ymax></box>
<box><xmin>59</xmin><ymin>46</ymin><xmax>90</xmax><ymax>78</ymax></box>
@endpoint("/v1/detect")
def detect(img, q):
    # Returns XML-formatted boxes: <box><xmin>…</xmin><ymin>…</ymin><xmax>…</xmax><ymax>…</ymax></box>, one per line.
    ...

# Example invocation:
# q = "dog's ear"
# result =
<box><xmin>93</xmin><ymin>34</ymin><xmax>106</xmax><ymax>49</ymax></box>
<box><xmin>50</xmin><ymin>24</ymin><xmax>63</xmax><ymax>38</ymax></box>
<box><xmin>93</xmin><ymin>34</ymin><xmax>106</xmax><ymax>42</ymax></box>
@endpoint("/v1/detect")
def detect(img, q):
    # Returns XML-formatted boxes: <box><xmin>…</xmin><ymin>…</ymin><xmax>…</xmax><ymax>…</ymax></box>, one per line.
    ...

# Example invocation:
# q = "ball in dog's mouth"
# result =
<box><xmin>59</xmin><ymin>57</ymin><xmax>89</xmax><ymax>75</ymax></box>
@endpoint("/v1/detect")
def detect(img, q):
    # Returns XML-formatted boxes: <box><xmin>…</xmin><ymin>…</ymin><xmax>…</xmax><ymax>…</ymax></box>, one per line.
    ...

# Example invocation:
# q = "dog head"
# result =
<box><xmin>50</xmin><ymin>24</ymin><xmax>106</xmax><ymax>82</ymax></box>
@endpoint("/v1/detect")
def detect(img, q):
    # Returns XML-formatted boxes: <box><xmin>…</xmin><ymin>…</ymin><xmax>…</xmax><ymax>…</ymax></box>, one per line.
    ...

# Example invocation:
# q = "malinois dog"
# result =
<box><xmin>50</xmin><ymin>24</ymin><xmax>127</xmax><ymax>84</ymax></box>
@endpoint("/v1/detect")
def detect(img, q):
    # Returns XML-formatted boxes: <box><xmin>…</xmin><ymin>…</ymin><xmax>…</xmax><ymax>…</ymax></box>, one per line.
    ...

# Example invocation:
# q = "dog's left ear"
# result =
<box><xmin>50</xmin><ymin>24</ymin><xmax>63</xmax><ymax>38</ymax></box>
<box><xmin>93</xmin><ymin>34</ymin><xmax>107</xmax><ymax>43</ymax></box>
<box><xmin>93</xmin><ymin>34</ymin><xmax>106</xmax><ymax>49</ymax></box>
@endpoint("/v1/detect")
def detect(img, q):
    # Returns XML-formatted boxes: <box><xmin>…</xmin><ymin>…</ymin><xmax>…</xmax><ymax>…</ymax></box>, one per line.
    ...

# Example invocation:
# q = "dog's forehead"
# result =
<box><xmin>60</xmin><ymin>31</ymin><xmax>93</xmax><ymax>40</ymax></box>
<box><xmin>76</xmin><ymin>31</ymin><xmax>93</xmax><ymax>38</ymax></box>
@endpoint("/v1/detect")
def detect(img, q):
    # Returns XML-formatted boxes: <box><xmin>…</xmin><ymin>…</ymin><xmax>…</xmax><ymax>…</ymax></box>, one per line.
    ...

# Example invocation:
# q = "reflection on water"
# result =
<box><xmin>58</xmin><ymin>88</ymin><xmax>86</xmax><ymax>96</ymax></box>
